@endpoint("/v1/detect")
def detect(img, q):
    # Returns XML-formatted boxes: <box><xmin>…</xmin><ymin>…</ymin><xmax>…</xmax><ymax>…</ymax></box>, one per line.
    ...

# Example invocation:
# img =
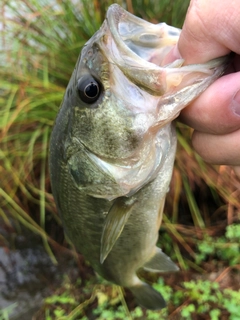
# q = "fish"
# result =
<box><xmin>49</xmin><ymin>4</ymin><xmax>228</xmax><ymax>310</ymax></box>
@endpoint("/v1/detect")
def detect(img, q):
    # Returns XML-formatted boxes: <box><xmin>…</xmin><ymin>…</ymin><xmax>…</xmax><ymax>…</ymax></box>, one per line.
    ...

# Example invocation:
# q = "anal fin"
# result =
<box><xmin>143</xmin><ymin>247</ymin><xmax>179</xmax><ymax>272</ymax></box>
<box><xmin>100</xmin><ymin>197</ymin><xmax>136</xmax><ymax>264</ymax></box>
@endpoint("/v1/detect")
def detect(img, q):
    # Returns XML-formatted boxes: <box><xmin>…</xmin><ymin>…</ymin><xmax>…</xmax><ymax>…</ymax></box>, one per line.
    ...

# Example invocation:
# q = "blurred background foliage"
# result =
<box><xmin>0</xmin><ymin>0</ymin><xmax>239</xmax><ymax>319</ymax></box>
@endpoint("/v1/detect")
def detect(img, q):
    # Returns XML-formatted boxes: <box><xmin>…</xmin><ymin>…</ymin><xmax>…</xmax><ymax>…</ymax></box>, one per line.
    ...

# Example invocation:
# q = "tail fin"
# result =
<box><xmin>129</xmin><ymin>281</ymin><xmax>166</xmax><ymax>310</ymax></box>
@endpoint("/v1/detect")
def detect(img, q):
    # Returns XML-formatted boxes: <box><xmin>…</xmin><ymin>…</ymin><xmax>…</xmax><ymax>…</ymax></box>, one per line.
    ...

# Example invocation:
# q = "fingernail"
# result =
<box><xmin>232</xmin><ymin>89</ymin><xmax>240</xmax><ymax>116</ymax></box>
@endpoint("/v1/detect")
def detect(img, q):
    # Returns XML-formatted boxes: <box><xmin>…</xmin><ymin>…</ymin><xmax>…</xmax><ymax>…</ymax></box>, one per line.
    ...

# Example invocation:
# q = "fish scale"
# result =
<box><xmin>49</xmin><ymin>4</ymin><xmax>229</xmax><ymax>310</ymax></box>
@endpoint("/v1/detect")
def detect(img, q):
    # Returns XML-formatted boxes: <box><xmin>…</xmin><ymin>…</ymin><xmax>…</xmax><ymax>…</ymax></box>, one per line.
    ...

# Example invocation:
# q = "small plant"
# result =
<box><xmin>196</xmin><ymin>224</ymin><xmax>240</xmax><ymax>266</ymax></box>
<box><xmin>0</xmin><ymin>303</ymin><xmax>17</xmax><ymax>320</ymax></box>
<box><xmin>40</xmin><ymin>275</ymin><xmax>84</xmax><ymax>320</ymax></box>
<box><xmin>178</xmin><ymin>279</ymin><xmax>240</xmax><ymax>320</ymax></box>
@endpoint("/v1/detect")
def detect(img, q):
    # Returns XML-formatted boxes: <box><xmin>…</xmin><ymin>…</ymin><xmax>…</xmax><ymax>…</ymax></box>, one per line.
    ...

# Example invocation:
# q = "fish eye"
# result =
<box><xmin>77</xmin><ymin>75</ymin><xmax>101</xmax><ymax>104</ymax></box>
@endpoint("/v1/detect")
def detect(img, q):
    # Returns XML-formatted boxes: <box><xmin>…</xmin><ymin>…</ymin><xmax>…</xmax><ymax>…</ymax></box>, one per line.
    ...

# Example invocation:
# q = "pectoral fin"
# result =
<box><xmin>143</xmin><ymin>247</ymin><xmax>179</xmax><ymax>272</ymax></box>
<box><xmin>100</xmin><ymin>197</ymin><xmax>136</xmax><ymax>264</ymax></box>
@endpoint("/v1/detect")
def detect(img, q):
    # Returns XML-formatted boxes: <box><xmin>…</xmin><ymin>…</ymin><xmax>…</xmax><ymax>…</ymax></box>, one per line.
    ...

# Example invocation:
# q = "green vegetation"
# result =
<box><xmin>36</xmin><ymin>225</ymin><xmax>240</xmax><ymax>319</ymax></box>
<box><xmin>0</xmin><ymin>0</ymin><xmax>239</xmax><ymax>319</ymax></box>
<box><xmin>0</xmin><ymin>304</ymin><xmax>18</xmax><ymax>320</ymax></box>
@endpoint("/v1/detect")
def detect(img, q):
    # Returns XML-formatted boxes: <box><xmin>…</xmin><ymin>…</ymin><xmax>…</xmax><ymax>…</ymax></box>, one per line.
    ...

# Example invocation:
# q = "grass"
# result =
<box><xmin>0</xmin><ymin>0</ymin><xmax>239</xmax><ymax>319</ymax></box>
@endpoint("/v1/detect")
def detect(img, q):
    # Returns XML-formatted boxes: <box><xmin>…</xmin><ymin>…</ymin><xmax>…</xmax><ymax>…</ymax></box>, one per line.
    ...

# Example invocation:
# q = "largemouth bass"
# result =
<box><xmin>49</xmin><ymin>4</ymin><xmax>228</xmax><ymax>310</ymax></box>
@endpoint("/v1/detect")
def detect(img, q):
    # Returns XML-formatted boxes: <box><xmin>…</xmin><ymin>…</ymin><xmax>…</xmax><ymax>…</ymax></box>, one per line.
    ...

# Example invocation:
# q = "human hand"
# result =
<box><xmin>171</xmin><ymin>0</ymin><xmax>240</xmax><ymax>177</ymax></box>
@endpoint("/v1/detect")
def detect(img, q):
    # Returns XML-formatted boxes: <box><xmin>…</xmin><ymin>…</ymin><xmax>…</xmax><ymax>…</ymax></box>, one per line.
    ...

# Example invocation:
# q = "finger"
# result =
<box><xmin>178</xmin><ymin>0</ymin><xmax>240</xmax><ymax>64</ymax></box>
<box><xmin>232</xmin><ymin>166</ymin><xmax>240</xmax><ymax>179</ymax></box>
<box><xmin>179</xmin><ymin>72</ymin><xmax>240</xmax><ymax>134</ymax></box>
<box><xmin>192</xmin><ymin>129</ymin><xmax>240</xmax><ymax>166</ymax></box>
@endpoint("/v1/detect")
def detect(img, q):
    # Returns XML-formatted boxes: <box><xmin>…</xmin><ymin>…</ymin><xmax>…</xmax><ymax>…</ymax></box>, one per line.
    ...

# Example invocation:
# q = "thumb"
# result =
<box><xmin>177</xmin><ymin>0</ymin><xmax>240</xmax><ymax>64</ymax></box>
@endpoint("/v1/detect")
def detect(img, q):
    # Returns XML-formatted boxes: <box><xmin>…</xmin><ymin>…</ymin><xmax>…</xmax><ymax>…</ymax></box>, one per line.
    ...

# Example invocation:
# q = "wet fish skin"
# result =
<box><xmin>49</xmin><ymin>4</ymin><xmax>228</xmax><ymax>310</ymax></box>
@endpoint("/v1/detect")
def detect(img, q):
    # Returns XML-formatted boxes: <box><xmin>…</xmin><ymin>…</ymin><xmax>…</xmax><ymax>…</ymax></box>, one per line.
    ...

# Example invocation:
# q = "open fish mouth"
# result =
<box><xmin>107</xmin><ymin>4</ymin><xmax>181</xmax><ymax>68</ymax></box>
<box><xmin>103</xmin><ymin>4</ymin><xmax>228</xmax><ymax>97</ymax></box>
